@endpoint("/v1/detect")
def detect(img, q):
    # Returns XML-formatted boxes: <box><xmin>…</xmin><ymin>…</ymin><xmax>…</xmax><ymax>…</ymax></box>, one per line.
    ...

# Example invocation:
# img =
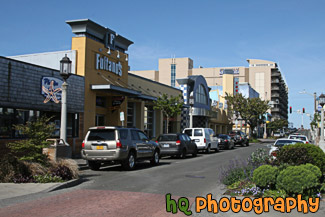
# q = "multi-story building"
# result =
<box><xmin>130</xmin><ymin>57</ymin><xmax>288</xmax><ymax>121</ymax></box>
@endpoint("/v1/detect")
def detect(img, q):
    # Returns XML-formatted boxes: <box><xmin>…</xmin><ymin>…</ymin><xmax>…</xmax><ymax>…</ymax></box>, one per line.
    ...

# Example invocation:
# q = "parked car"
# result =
<box><xmin>156</xmin><ymin>133</ymin><xmax>197</xmax><ymax>158</ymax></box>
<box><xmin>229</xmin><ymin>131</ymin><xmax>249</xmax><ymax>146</ymax></box>
<box><xmin>268</xmin><ymin>138</ymin><xmax>303</xmax><ymax>158</ymax></box>
<box><xmin>217</xmin><ymin>134</ymin><xmax>235</xmax><ymax>150</ymax></box>
<box><xmin>81</xmin><ymin>126</ymin><xmax>160</xmax><ymax>170</ymax></box>
<box><xmin>183</xmin><ymin>128</ymin><xmax>219</xmax><ymax>153</ymax></box>
<box><xmin>288</xmin><ymin>134</ymin><xmax>309</xmax><ymax>143</ymax></box>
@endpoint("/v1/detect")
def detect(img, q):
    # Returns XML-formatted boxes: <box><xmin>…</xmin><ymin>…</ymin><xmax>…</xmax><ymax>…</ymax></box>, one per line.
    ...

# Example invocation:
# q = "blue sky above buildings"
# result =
<box><xmin>1</xmin><ymin>0</ymin><xmax>324</xmax><ymax>128</ymax></box>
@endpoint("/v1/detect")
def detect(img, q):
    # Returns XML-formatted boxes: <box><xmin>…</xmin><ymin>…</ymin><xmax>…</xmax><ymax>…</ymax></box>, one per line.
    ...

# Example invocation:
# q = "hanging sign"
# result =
<box><xmin>41</xmin><ymin>77</ymin><xmax>63</xmax><ymax>104</ymax></box>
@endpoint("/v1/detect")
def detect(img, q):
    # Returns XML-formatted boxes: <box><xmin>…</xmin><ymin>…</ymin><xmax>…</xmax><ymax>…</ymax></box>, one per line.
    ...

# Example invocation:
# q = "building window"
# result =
<box><xmin>96</xmin><ymin>96</ymin><xmax>106</xmax><ymax>107</ymax></box>
<box><xmin>171</xmin><ymin>64</ymin><xmax>176</xmax><ymax>87</ymax></box>
<box><xmin>95</xmin><ymin>114</ymin><xmax>105</xmax><ymax>126</ymax></box>
<box><xmin>195</xmin><ymin>85</ymin><xmax>208</xmax><ymax>105</ymax></box>
<box><xmin>127</xmin><ymin>102</ymin><xmax>135</xmax><ymax>127</ymax></box>
<box><xmin>144</xmin><ymin>105</ymin><xmax>155</xmax><ymax>138</ymax></box>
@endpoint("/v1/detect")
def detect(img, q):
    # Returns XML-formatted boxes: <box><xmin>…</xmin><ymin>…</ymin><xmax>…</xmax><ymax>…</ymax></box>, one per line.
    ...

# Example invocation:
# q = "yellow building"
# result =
<box><xmin>5</xmin><ymin>19</ymin><xmax>183</xmax><ymax>157</ymax></box>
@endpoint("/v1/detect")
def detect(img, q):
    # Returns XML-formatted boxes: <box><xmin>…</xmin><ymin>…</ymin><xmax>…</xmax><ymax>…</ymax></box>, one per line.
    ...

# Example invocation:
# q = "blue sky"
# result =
<box><xmin>1</xmin><ymin>0</ymin><xmax>324</xmax><ymax>128</ymax></box>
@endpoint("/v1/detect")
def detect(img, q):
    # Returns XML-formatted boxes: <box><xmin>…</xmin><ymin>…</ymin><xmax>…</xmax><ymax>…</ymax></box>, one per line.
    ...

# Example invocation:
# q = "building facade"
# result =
<box><xmin>0</xmin><ymin>56</ymin><xmax>84</xmax><ymax>156</ymax></box>
<box><xmin>131</xmin><ymin>57</ymin><xmax>288</xmax><ymax>121</ymax></box>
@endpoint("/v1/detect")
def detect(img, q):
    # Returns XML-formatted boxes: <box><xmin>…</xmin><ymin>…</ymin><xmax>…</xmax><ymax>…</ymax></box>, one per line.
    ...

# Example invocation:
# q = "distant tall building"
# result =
<box><xmin>130</xmin><ymin>58</ymin><xmax>288</xmax><ymax>121</ymax></box>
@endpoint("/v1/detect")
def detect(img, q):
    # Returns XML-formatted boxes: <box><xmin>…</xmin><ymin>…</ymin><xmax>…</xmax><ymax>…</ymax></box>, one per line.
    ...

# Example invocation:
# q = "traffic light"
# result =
<box><xmin>303</xmin><ymin>108</ymin><xmax>305</xmax><ymax>113</ymax></box>
<box><xmin>290</xmin><ymin>106</ymin><xmax>292</xmax><ymax>113</ymax></box>
<box><xmin>233</xmin><ymin>77</ymin><xmax>239</xmax><ymax>95</ymax></box>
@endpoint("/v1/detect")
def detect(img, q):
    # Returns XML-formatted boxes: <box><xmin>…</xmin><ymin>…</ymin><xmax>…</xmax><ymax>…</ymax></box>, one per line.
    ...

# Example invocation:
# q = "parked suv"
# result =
<box><xmin>183</xmin><ymin>128</ymin><xmax>219</xmax><ymax>153</ymax></box>
<box><xmin>229</xmin><ymin>130</ymin><xmax>249</xmax><ymax>146</ymax></box>
<box><xmin>81</xmin><ymin>126</ymin><xmax>160</xmax><ymax>170</ymax></box>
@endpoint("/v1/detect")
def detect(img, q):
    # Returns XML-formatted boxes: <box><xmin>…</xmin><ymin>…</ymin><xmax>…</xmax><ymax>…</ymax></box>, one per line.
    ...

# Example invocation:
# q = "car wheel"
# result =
<box><xmin>226</xmin><ymin>143</ymin><xmax>230</xmax><ymax>150</ymax></box>
<box><xmin>241</xmin><ymin>141</ymin><xmax>245</xmax><ymax>147</ymax></box>
<box><xmin>246</xmin><ymin>141</ymin><xmax>249</xmax><ymax>146</ymax></box>
<box><xmin>192</xmin><ymin>147</ymin><xmax>198</xmax><ymax>157</ymax></box>
<box><xmin>88</xmin><ymin>160</ymin><xmax>101</xmax><ymax>171</ymax></box>
<box><xmin>215</xmin><ymin>147</ymin><xmax>219</xmax><ymax>152</ymax></box>
<box><xmin>123</xmin><ymin>151</ymin><xmax>136</xmax><ymax>170</ymax></box>
<box><xmin>232</xmin><ymin>143</ymin><xmax>235</xmax><ymax>149</ymax></box>
<box><xmin>150</xmin><ymin>150</ymin><xmax>160</xmax><ymax>165</ymax></box>
<box><xmin>205</xmin><ymin>145</ymin><xmax>211</xmax><ymax>154</ymax></box>
<box><xmin>178</xmin><ymin>148</ymin><xmax>187</xmax><ymax>159</ymax></box>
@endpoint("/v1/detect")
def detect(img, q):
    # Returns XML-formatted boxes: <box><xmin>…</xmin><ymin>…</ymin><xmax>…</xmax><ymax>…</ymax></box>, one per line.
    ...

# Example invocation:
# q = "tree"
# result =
<box><xmin>7</xmin><ymin>116</ymin><xmax>55</xmax><ymax>165</ymax></box>
<box><xmin>153</xmin><ymin>94</ymin><xmax>184</xmax><ymax>133</ymax></box>
<box><xmin>225</xmin><ymin>93</ymin><xmax>270</xmax><ymax>136</ymax></box>
<box><xmin>267</xmin><ymin>119</ymin><xmax>288</xmax><ymax>131</ymax></box>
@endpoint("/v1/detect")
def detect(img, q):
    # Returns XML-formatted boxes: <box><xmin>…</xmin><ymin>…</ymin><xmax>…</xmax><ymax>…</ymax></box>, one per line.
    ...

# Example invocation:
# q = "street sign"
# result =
<box><xmin>120</xmin><ymin>112</ymin><xmax>125</xmax><ymax>121</ymax></box>
<box><xmin>318</xmin><ymin>105</ymin><xmax>322</xmax><ymax>112</ymax></box>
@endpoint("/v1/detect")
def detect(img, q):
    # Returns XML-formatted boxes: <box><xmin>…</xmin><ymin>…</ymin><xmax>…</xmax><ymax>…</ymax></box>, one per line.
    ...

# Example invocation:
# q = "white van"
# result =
<box><xmin>183</xmin><ymin>128</ymin><xmax>219</xmax><ymax>153</ymax></box>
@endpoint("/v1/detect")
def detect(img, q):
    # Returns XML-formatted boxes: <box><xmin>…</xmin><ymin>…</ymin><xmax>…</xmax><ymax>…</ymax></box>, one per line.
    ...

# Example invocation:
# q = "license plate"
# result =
<box><xmin>96</xmin><ymin>146</ymin><xmax>104</xmax><ymax>150</ymax></box>
<box><xmin>163</xmin><ymin>144</ymin><xmax>169</xmax><ymax>148</ymax></box>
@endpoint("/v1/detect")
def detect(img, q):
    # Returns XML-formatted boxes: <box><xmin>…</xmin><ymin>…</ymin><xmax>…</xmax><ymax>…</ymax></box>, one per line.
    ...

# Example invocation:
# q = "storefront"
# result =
<box><xmin>0</xmin><ymin>56</ymin><xmax>84</xmax><ymax>156</ymax></box>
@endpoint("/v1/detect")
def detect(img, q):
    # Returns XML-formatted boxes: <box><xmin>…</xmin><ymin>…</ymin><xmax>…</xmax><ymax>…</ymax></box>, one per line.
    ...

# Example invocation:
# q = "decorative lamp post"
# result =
<box><xmin>59</xmin><ymin>54</ymin><xmax>72</xmax><ymax>143</ymax></box>
<box><xmin>319</xmin><ymin>94</ymin><xmax>325</xmax><ymax>148</ymax></box>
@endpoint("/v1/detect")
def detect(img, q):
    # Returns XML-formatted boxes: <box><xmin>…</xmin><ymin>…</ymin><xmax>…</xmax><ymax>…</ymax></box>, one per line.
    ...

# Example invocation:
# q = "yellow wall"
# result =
<box><xmin>71</xmin><ymin>36</ymin><xmax>129</xmax><ymax>136</ymax></box>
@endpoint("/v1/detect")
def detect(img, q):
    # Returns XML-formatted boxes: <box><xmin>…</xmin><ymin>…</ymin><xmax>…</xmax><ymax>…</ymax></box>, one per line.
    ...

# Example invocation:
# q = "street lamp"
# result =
<box><xmin>59</xmin><ymin>54</ymin><xmax>72</xmax><ymax>143</ymax></box>
<box><xmin>319</xmin><ymin>94</ymin><xmax>325</xmax><ymax>148</ymax></box>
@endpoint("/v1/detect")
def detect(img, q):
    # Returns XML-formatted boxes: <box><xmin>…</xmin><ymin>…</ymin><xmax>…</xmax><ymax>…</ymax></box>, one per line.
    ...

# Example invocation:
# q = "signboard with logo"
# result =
<box><xmin>41</xmin><ymin>77</ymin><xmax>63</xmax><ymax>104</ymax></box>
<box><xmin>220</xmin><ymin>68</ymin><xmax>240</xmax><ymax>75</ymax></box>
<box><xmin>95</xmin><ymin>53</ymin><xmax>122</xmax><ymax>76</ymax></box>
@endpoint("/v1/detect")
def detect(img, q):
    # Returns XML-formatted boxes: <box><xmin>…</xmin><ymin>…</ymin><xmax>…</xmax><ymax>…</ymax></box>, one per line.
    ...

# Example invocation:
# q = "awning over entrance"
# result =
<box><xmin>91</xmin><ymin>84</ymin><xmax>157</xmax><ymax>101</ymax></box>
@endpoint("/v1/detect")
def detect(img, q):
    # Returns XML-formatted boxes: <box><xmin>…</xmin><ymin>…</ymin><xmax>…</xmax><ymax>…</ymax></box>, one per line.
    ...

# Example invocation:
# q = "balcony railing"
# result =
<box><xmin>271</xmin><ymin>79</ymin><xmax>279</xmax><ymax>83</ymax></box>
<box><xmin>271</xmin><ymin>72</ymin><xmax>281</xmax><ymax>77</ymax></box>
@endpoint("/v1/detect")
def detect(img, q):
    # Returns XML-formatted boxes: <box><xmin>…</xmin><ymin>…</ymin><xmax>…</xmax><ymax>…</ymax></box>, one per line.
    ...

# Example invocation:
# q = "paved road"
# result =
<box><xmin>0</xmin><ymin>143</ymin><xmax>265</xmax><ymax>216</ymax></box>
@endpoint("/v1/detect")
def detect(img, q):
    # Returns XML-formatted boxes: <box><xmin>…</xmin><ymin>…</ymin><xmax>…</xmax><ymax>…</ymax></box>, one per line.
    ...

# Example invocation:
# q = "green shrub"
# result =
<box><xmin>248</xmin><ymin>148</ymin><xmax>270</xmax><ymax>167</ymax></box>
<box><xmin>253</xmin><ymin>165</ymin><xmax>278</xmax><ymax>188</ymax></box>
<box><xmin>276</xmin><ymin>143</ymin><xmax>325</xmax><ymax>173</ymax></box>
<box><xmin>276</xmin><ymin>146</ymin><xmax>312</xmax><ymax>166</ymax></box>
<box><xmin>301</xmin><ymin>163</ymin><xmax>322</xmax><ymax>179</ymax></box>
<box><xmin>33</xmin><ymin>174</ymin><xmax>63</xmax><ymax>183</ymax></box>
<box><xmin>276</xmin><ymin>165</ymin><xmax>320</xmax><ymax>196</ymax></box>
<box><xmin>7</xmin><ymin>116</ymin><xmax>55</xmax><ymax>165</ymax></box>
<box><xmin>263</xmin><ymin>189</ymin><xmax>287</xmax><ymax>199</ymax></box>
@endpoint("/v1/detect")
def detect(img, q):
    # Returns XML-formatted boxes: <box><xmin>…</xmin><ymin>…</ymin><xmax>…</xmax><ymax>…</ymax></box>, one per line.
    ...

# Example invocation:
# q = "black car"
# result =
<box><xmin>218</xmin><ymin>134</ymin><xmax>235</xmax><ymax>150</ymax></box>
<box><xmin>229</xmin><ymin>130</ymin><xmax>249</xmax><ymax>146</ymax></box>
<box><xmin>156</xmin><ymin>133</ymin><xmax>197</xmax><ymax>158</ymax></box>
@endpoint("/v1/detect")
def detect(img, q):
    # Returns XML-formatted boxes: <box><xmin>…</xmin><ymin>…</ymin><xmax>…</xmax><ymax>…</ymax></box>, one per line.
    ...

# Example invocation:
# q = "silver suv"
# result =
<box><xmin>81</xmin><ymin>126</ymin><xmax>160</xmax><ymax>170</ymax></box>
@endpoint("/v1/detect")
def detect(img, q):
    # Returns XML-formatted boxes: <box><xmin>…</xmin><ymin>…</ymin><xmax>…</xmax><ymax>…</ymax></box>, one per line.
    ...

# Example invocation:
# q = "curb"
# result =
<box><xmin>45</xmin><ymin>178</ymin><xmax>84</xmax><ymax>193</ymax></box>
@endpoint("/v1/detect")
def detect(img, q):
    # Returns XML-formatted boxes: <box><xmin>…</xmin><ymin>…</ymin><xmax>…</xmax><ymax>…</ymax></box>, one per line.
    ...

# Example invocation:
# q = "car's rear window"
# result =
<box><xmin>275</xmin><ymin>140</ymin><xmax>299</xmax><ymax>147</ymax></box>
<box><xmin>158</xmin><ymin>135</ymin><xmax>178</xmax><ymax>141</ymax></box>
<box><xmin>194</xmin><ymin>129</ymin><xmax>203</xmax><ymax>136</ymax></box>
<box><xmin>219</xmin><ymin>135</ymin><xmax>228</xmax><ymax>139</ymax></box>
<box><xmin>87</xmin><ymin>129</ymin><xmax>116</xmax><ymax>141</ymax></box>
<box><xmin>289</xmin><ymin>136</ymin><xmax>306</xmax><ymax>141</ymax></box>
<box><xmin>184</xmin><ymin>129</ymin><xmax>192</xmax><ymax>137</ymax></box>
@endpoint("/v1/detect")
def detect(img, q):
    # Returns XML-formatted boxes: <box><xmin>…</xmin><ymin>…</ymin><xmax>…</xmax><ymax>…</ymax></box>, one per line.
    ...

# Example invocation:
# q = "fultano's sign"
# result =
<box><xmin>95</xmin><ymin>53</ymin><xmax>122</xmax><ymax>76</ymax></box>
